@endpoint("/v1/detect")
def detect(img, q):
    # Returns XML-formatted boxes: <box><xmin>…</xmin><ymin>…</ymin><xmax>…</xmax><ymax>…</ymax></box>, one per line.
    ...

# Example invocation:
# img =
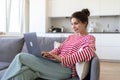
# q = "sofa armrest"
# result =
<box><xmin>0</xmin><ymin>37</ymin><xmax>24</xmax><ymax>62</ymax></box>
<box><xmin>90</xmin><ymin>56</ymin><xmax>100</xmax><ymax>80</ymax></box>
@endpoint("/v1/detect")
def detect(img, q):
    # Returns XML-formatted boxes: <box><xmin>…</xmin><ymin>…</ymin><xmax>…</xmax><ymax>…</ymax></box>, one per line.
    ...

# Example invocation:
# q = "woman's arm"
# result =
<box><xmin>61</xmin><ymin>36</ymin><xmax>96</xmax><ymax>67</ymax></box>
<box><xmin>49</xmin><ymin>35</ymin><xmax>71</xmax><ymax>55</ymax></box>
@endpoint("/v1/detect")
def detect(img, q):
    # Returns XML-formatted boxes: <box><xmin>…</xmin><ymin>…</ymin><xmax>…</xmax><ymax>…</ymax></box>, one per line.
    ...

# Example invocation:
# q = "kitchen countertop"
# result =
<box><xmin>46</xmin><ymin>32</ymin><xmax>120</xmax><ymax>34</ymax></box>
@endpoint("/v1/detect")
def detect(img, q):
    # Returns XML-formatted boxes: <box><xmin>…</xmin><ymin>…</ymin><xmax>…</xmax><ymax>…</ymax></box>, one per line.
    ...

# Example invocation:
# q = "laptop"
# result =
<box><xmin>24</xmin><ymin>32</ymin><xmax>41</xmax><ymax>57</ymax></box>
<box><xmin>24</xmin><ymin>32</ymin><xmax>59</xmax><ymax>63</ymax></box>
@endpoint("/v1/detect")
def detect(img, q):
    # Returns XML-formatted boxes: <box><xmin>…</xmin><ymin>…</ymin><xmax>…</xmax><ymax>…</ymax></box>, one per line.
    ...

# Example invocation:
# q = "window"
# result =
<box><xmin>0</xmin><ymin>0</ymin><xmax>6</xmax><ymax>32</ymax></box>
<box><xmin>0</xmin><ymin>0</ymin><xmax>29</xmax><ymax>34</ymax></box>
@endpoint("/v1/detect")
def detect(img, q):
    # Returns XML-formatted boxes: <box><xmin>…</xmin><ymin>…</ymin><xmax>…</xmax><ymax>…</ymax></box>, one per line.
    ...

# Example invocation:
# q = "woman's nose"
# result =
<box><xmin>72</xmin><ymin>25</ymin><xmax>75</xmax><ymax>28</ymax></box>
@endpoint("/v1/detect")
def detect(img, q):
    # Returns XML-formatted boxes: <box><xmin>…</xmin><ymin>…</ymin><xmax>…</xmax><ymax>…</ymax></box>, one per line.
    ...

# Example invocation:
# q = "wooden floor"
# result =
<box><xmin>100</xmin><ymin>61</ymin><xmax>120</xmax><ymax>80</ymax></box>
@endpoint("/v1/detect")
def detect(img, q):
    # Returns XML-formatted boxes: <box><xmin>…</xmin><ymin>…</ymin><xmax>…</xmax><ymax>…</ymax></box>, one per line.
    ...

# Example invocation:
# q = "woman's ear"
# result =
<box><xmin>84</xmin><ymin>22</ymin><xmax>88</xmax><ymax>28</ymax></box>
<box><xmin>84</xmin><ymin>22</ymin><xmax>87</xmax><ymax>25</ymax></box>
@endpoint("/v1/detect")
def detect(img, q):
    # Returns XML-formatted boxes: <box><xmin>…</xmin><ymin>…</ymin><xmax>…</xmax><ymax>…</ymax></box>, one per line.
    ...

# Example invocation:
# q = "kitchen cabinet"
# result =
<box><xmin>48</xmin><ymin>0</ymin><xmax>120</xmax><ymax>17</ymax></box>
<box><xmin>101</xmin><ymin>34</ymin><xmax>120</xmax><ymax>47</ymax></box>
<box><xmin>48</xmin><ymin>0</ymin><xmax>100</xmax><ymax>17</ymax></box>
<box><xmin>100</xmin><ymin>34</ymin><xmax>120</xmax><ymax>60</ymax></box>
<box><xmin>100</xmin><ymin>46</ymin><xmax>120</xmax><ymax>60</ymax></box>
<box><xmin>92</xmin><ymin>34</ymin><xmax>102</xmax><ymax>59</ymax></box>
<box><xmin>100</xmin><ymin>0</ymin><xmax>120</xmax><ymax>16</ymax></box>
<box><xmin>80</xmin><ymin>0</ymin><xmax>100</xmax><ymax>16</ymax></box>
<box><xmin>89</xmin><ymin>34</ymin><xmax>120</xmax><ymax>60</ymax></box>
<box><xmin>48</xmin><ymin>0</ymin><xmax>82</xmax><ymax>17</ymax></box>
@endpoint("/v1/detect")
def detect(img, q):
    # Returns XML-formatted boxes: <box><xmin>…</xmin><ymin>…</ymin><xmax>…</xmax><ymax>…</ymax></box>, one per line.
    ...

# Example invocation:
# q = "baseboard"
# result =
<box><xmin>100</xmin><ymin>59</ymin><xmax>120</xmax><ymax>63</ymax></box>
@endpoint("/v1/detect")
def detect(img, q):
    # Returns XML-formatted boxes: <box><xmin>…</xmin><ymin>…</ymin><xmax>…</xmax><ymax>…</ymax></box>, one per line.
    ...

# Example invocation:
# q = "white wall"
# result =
<box><xmin>29</xmin><ymin>0</ymin><xmax>46</xmax><ymax>33</ymax></box>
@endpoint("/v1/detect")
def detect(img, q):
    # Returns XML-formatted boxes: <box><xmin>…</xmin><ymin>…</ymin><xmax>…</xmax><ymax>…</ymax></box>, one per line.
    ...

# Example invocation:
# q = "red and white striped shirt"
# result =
<box><xmin>50</xmin><ymin>34</ymin><xmax>96</xmax><ymax>78</ymax></box>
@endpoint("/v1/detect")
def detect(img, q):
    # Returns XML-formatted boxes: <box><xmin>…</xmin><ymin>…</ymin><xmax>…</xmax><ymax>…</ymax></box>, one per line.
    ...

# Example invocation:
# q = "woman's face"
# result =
<box><xmin>71</xmin><ymin>18</ymin><xmax>86</xmax><ymax>33</ymax></box>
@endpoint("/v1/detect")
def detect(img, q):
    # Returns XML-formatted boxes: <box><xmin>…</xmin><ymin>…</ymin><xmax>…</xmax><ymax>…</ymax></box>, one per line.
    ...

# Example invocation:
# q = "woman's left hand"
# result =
<box><xmin>50</xmin><ymin>53</ymin><xmax>61</xmax><ymax>62</ymax></box>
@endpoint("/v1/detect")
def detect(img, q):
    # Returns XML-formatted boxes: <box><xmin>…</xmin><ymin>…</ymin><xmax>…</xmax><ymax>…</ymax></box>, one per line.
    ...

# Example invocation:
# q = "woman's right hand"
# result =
<box><xmin>41</xmin><ymin>51</ymin><xmax>53</xmax><ymax>58</ymax></box>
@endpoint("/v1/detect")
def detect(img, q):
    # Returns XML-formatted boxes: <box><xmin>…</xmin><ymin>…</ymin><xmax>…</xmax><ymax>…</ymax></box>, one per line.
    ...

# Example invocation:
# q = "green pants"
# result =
<box><xmin>1</xmin><ymin>53</ymin><xmax>72</xmax><ymax>80</ymax></box>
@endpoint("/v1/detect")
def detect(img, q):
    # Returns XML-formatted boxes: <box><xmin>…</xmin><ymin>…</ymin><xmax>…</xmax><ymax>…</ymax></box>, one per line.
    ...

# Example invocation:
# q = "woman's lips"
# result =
<box><xmin>74</xmin><ymin>28</ymin><xmax>78</xmax><ymax>32</ymax></box>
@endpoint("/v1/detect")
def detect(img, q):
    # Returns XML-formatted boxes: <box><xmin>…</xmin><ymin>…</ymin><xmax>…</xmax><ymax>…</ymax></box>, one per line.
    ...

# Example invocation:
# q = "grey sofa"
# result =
<box><xmin>0</xmin><ymin>36</ymin><xmax>100</xmax><ymax>80</ymax></box>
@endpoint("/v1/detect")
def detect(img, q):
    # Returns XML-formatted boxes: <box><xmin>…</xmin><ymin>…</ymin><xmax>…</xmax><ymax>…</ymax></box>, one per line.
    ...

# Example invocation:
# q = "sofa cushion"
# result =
<box><xmin>0</xmin><ymin>62</ymin><xmax>10</xmax><ymax>70</ymax></box>
<box><xmin>0</xmin><ymin>37</ymin><xmax>24</xmax><ymax>62</ymax></box>
<box><xmin>54</xmin><ymin>41</ymin><xmax>61</xmax><ymax>49</ymax></box>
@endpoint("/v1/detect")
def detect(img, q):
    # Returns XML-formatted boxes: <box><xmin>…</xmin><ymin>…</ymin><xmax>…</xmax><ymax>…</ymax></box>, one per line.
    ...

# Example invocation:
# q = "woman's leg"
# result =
<box><xmin>11</xmin><ymin>68</ymin><xmax>37</xmax><ymax>80</ymax></box>
<box><xmin>19</xmin><ymin>53</ymin><xmax>72</xmax><ymax>80</ymax></box>
<box><xmin>2</xmin><ymin>53</ymin><xmax>71</xmax><ymax>80</ymax></box>
<box><xmin>1</xmin><ymin>53</ymin><xmax>38</xmax><ymax>80</ymax></box>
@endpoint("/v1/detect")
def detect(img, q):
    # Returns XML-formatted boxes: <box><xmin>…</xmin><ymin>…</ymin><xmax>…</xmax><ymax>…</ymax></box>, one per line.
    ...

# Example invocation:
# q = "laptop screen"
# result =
<box><xmin>24</xmin><ymin>32</ymin><xmax>41</xmax><ymax>56</ymax></box>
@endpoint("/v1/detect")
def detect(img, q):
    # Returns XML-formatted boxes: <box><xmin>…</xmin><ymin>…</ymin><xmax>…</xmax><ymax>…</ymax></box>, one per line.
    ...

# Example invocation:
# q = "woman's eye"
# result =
<box><xmin>71</xmin><ymin>22</ymin><xmax>78</xmax><ymax>25</ymax></box>
<box><xmin>74</xmin><ymin>22</ymin><xmax>78</xmax><ymax>25</ymax></box>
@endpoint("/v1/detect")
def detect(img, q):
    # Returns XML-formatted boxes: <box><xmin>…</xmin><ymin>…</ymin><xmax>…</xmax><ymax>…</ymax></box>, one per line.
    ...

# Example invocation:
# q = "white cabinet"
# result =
<box><xmin>48</xmin><ymin>0</ymin><xmax>100</xmax><ymax>17</ymax></box>
<box><xmin>100</xmin><ymin>46</ymin><xmax>120</xmax><ymax>60</ymax></box>
<box><xmin>80</xmin><ymin>0</ymin><xmax>100</xmax><ymax>16</ymax></box>
<box><xmin>92</xmin><ymin>34</ymin><xmax>102</xmax><ymax>46</ymax></box>
<box><xmin>100</xmin><ymin>0</ymin><xmax>120</xmax><ymax>15</ymax></box>
<box><xmin>100</xmin><ymin>34</ymin><xmax>120</xmax><ymax>60</ymax></box>
<box><xmin>101</xmin><ymin>34</ymin><xmax>120</xmax><ymax>47</ymax></box>
<box><xmin>48</xmin><ymin>0</ymin><xmax>82</xmax><ymax>17</ymax></box>
<box><xmin>92</xmin><ymin>34</ymin><xmax>102</xmax><ymax>59</ymax></box>
<box><xmin>48</xmin><ymin>0</ymin><xmax>120</xmax><ymax>17</ymax></box>
<box><xmin>92</xmin><ymin>34</ymin><xmax>120</xmax><ymax>60</ymax></box>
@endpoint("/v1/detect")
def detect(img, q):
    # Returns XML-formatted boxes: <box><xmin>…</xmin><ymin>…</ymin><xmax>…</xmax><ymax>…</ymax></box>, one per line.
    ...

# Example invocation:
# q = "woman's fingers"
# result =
<box><xmin>41</xmin><ymin>52</ymin><xmax>50</xmax><ymax>57</ymax></box>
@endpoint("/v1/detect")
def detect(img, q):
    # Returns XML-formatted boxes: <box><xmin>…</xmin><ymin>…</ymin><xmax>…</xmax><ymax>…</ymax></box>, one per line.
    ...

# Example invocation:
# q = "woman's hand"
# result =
<box><xmin>41</xmin><ymin>51</ymin><xmax>53</xmax><ymax>58</ymax></box>
<box><xmin>41</xmin><ymin>51</ymin><xmax>61</xmax><ymax>62</ymax></box>
<box><xmin>49</xmin><ymin>53</ymin><xmax>61</xmax><ymax>62</ymax></box>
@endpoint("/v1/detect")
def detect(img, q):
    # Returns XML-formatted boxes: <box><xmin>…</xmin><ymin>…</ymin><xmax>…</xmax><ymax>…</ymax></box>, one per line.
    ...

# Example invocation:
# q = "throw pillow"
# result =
<box><xmin>76</xmin><ymin>62</ymin><xmax>90</xmax><ymax>80</ymax></box>
<box><xmin>54</xmin><ymin>41</ymin><xmax>90</xmax><ymax>80</ymax></box>
<box><xmin>54</xmin><ymin>41</ymin><xmax>61</xmax><ymax>49</ymax></box>
<box><xmin>76</xmin><ymin>46</ymin><xmax>90</xmax><ymax>80</ymax></box>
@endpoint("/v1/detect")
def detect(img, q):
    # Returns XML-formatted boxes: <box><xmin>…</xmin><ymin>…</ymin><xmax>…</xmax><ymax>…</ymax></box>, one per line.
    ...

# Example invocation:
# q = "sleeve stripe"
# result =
<box><xmin>86</xmin><ymin>49</ymin><xmax>91</xmax><ymax>60</ymax></box>
<box><xmin>61</xmin><ymin>46</ymin><xmax>95</xmax><ymax>67</ymax></box>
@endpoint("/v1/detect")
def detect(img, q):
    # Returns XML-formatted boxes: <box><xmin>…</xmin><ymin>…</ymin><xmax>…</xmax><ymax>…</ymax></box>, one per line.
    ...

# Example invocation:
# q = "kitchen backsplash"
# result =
<box><xmin>88</xmin><ymin>16</ymin><xmax>120</xmax><ymax>32</ymax></box>
<box><xmin>48</xmin><ymin>16</ymin><xmax>120</xmax><ymax>33</ymax></box>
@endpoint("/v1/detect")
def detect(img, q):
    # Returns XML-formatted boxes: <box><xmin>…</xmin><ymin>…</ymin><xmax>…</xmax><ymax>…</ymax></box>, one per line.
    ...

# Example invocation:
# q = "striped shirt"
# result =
<box><xmin>50</xmin><ymin>34</ymin><xmax>96</xmax><ymax>78</ymax></box>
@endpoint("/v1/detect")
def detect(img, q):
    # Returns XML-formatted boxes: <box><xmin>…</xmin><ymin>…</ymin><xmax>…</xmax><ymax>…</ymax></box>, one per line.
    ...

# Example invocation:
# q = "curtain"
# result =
<box><xmin>0</xmin><ymin>0</ymin><xmax>6</xmax><ymax>32</ymax></box>
<box><xmin>6</xmin><ymin>0</ymin><xmax>29</xmax><ymax>33</ymax></box>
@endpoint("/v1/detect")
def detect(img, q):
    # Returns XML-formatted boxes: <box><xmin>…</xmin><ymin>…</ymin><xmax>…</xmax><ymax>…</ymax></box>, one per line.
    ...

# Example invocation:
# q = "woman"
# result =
<box><xmin>1</xmin><ymin>8</ymin><xmax>96</xmax><ymax>80</ymax></box>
